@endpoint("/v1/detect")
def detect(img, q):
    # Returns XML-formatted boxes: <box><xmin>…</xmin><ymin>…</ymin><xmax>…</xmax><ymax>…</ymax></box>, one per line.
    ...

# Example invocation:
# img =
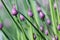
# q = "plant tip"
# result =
<box><xmin>57</xmin><ymin>24</ymin><xmax>60</xmax><ymax>31</ymax></box>
<box><xmin>46</xmin><ymin>19</ymin><xmax>51</xmax><ymax>25</ymax></box>
<box><xmin>20</xmin><ymin>14</ymin><xmax>24</xmax><ymax>21</ymax></box>
<box><xmin>33</xmin><ymin>33</ymin><xmax>36</xmax><ymax>40</ymax></box>
<box><xmin>45</xmin><ymin>30</ymin><xmax>48</xmax><ymax>35</ymax></box>
<box><xmin>39</xmin><ymin>12</ymin><xmax>45</xmax><ymax>19</ymax></box>
<box><xmin>40</xmin><ymin>25</ymin><xmax>44</xmax><ymax>31</ymax></box>
<box><xmin>0</xmin><ymin>22</ymin><xmax>3</xmax><ymax>30</ymax></box>
<box><xmin>54</xmin><ymin>2</ymin><xmax>57</xmax><ymax>10</ymax></box>
<box><xmin>52</xmin><ymin>37</ymin><xmax>55</xmax><ymax>40</ymax></box>
<box><xmin>55</xmin><ymin>36</ymin><xmax>58</xmax><ymax>40</ymax></box>
<box><xmin>11</xmin><ymin>5</ymin><xmax>18</xmax><ymax>16</ymax></box>
<box><xmin>37</xmin><ymin>6</ymin><xmax>41</xmax><ymax>13</ymax></box>
<box><xmin>28</xmin><ymin>9</ymin><xmax>33</xmax><ymax>17</ymax></box>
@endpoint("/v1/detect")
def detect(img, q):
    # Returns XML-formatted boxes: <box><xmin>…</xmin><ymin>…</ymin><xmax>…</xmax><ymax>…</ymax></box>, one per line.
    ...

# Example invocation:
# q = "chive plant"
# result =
<box><xmin>0</xmin><ymin>0</ymin><xmax>60</xmax><ymax>40</ymax></box>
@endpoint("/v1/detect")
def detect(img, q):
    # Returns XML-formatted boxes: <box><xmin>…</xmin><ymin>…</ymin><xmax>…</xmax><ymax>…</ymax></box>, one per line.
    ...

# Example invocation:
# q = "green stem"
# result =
<box><xmin>49</xmin><ymin>0</ymin><xmax>57</xmax><ymax>35</ymax></box>
<box><xmin>56</xmin><ymin>0</ymin><xmax>60</xmax><ymax>24</ymax></box>
<box><xmin>15</xmin><ymin>16</ymin><xmax>29</xmax><ymax>40</ymax></box>
<box><xmin>3</xmin><ymin>27</ymin><xmax>17</xmax><ymax>40</ymax></box>
<box><xmin>55</xmin><ymin>0</ymin><xmax>60</xmax><ymax>40</ymax></box>
<box><xmin>2</xmin><ymin>29</ymin><xmax>10</xmax><ymax>40</ymax></box>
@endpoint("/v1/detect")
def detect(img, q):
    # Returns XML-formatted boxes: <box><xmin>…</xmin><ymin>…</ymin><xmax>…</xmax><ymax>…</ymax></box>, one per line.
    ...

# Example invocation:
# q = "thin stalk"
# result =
<box><xmin>55</xmin><ymin>0</ymin><xmax>60</xmax><ymax>24</ymax></box>
<box><xmin>49</xmin><ymin>0</ymin><xmax>57</xmax><ymax>35</ymax></box>
<box><xmin>15</xmin><ymin>16</ymin><xmax>29</xmax><ymax>40</ymax></box>
<box><xmin>55</xmin><ymin>0</ymin><xmax>60</xmax><ymax>40</ymax></box>
<box><xmin>17</xmin><ymin>30</ymin><xmax>20</xmax><ymax>40</ymax></box>
<box><xmin>1</xmin><ymin>29</ymin><xmax>10</xmax><ymax>40</ymax></box>
<box><xmin>3</xmin><ymin>27</ymin><xmax>17</xmax><ymax>40</ymax></box>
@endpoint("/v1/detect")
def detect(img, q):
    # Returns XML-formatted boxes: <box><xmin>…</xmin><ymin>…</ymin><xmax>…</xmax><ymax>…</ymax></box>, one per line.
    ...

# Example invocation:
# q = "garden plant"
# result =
<box><xmin>0</xmin><ymin>0</ymin><xmax>60</xmax><ymax>40</ymax></box>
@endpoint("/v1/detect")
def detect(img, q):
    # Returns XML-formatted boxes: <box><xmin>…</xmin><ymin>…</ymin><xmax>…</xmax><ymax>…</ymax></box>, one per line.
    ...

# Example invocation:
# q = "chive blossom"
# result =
<box><xmin>11</xmin><ymin>5</ymin><xmax>18</xmax><ymax>16</ymax></box>
<box><xmin>20</xmin><ymin>14</ymin><xmax>24</xmax><ymax>21</ymax></box>
<box><xmin>0</xmin><ymin>22</ymin><xmax>3</xmax><ymax>30</ymax></box>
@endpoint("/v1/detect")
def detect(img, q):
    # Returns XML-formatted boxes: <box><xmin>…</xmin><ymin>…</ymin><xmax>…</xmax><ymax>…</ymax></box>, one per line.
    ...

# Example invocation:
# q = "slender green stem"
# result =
<box><xmin>55</xmin><ymin>0</ymin><xmax>60</xmax><ymax>40</ymax></box>
<box><xmin>17</xmin><ymin>30</ymin><xmax>20</xmax><ymax>40</ymax></box>
<box><xmin>3</xmin><ymin>27</ymin><xmax>17</xmax><ymax>40</ymax></box>
<box><xmin>15</xmin><ymin>16</ymin><xmax>29</xmax><ymax>40</ymax></box>
<box><xmin>49</xmin><ymin>0</ymin><xmax>57</xmax><ymax>35</ymax></box>
<box><xmin>1</xmin><ymin>29</ymin><xmax>10</xmax><ymax>40</ymax></box>
<box><xmin>56</xmin><ymin>0</ymin><xmax>60</xmax><ymax>24</ymax></box>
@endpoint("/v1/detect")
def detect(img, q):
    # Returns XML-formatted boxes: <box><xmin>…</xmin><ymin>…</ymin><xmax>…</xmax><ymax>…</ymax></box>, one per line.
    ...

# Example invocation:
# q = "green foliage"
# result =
<box><xmin>0</xmin><ymin>0</ymin><xmax>60</xmax><ymax>40</ymax></box>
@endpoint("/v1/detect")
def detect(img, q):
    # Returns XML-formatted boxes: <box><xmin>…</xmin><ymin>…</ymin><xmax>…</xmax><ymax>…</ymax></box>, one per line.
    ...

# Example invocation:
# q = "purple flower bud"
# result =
<box><xmin>57</xmin><ymin>24</ymin><xmax>60</xmax><ymax>30</ymax></box>
<box><xmin>54</xmin><ymin>3</ymin><xmax>57</xmax><ymax>9</ymax></box>
<box><xmin>0</xmin><ymin>23</ymin><xmax>3</xmax><ymax>30</ymax></box>
<box><xmin>37</xmin><ymin>6</ymin><xmax>41</xmax><ymax>12</ymax></box>
<box><xmin>55</xmin><ymin>36</ymin><xmax>58</xmax><ymax>40</ymax></box>
<box><xmin>33</xmin><ymin>33</ymin><xmax>36</xmax><ymax>40</ymax></box>
<box><xmin>45</xmin><ymin>30</ymin><xmax>48</xmax><ymax>35</ymax></box>
<box><xmin>39</xmin><ymin>12</ymin><xmax>45</xmax><ymax>19</ymax></box>
<box><xmin>20</xmin><ymin>14</ymin><xmax>24</xmax><ymax>21</ymax></box>
<box><xmin>11</xmin><ymin>5</ymin><xmax>18</xmax><ymax>16</ymax></box>
<box><xmin>40</xmin><ymin>25</ymin><xmax>44</xmax><ymax>31</ymax></box>
<box><xmin>46</xmin><ymin>19</ymin><xmax>51</xmax><ymax>25</ymax></box>
<box><xmin>52</xmin><ymin>37</ymin><xmax>55</xmax><ymax>40</ymax></box>
<box><xmin>0</xmin><ymin>2</ymin><xmax>3</xmax><ymax>9</ymax></box>
<box><xmin>28</xmin><ymin>9</ymin><xmax>33</xmax><ymax>17</ymax></box>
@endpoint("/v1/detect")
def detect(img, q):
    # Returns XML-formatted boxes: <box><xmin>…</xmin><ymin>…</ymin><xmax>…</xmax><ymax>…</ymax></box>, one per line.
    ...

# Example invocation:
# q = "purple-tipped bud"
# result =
<box><xmin>52</xmin><ymin>37</ymin><xmax>55</xmax><ymax>40</ymax></box>
<box><xmin>20</xmin><ymin>14</ymin><xmax>24</xmax><ymax>21</ymax></box>
<box><xmin>46</xmin><ymin>19</ymin><xmax>51</xmax><ymax>25</ymax></box>
<box><xmin>0</xmin><ymin>23</ymin><xmax>3</xmax><ymax>30</ymax></box>
<box><xmin>40</xmin><ymin>25</ymin><xmax>44</xmax><ymax>31</ymax></box>
<box><xmin>45</xmin><ymin>30</ymin><xmax>48</xmax><ymax>35</ymax></box>
<box><xmin>0</xmin><ymin>2</ymin><xmax>3</xmax><ymax>9</ymax></box>
<box><xmin>39</xmin><ymin>12</ymin><xmax>45</xmax><ymax>19</ymax></box>
<box><xmin>33</xmin><ymin>33</ymin><xmax>36</xmax><ymax>40</ymax></box>
<box><xmin>37</xmin><ymin>6</ymin><xmax>41</xmax><ymax>12</ymax></box>
<box><xmin>57</xmin><ymin>24</ymin><xmax>60</xmax><ymax>31</ymax></box>
<box><xmin>28</xmin><ymin>9</ymin><xmax>33</xmax><ymax>17</ymax></box>
<box><xmin>54</xmin><ymin>3</ymin><xmax>57</xmax><ymax>9</ymax></box>
<box><xmin>11</xmin><ymin>5</ymin><xmax>18</xmax><ymax>16</ymax></box>
<box><xmin>55</xmin><ymin>36</ymin><xmax>58</xmax><ymax>40</ymax></box>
